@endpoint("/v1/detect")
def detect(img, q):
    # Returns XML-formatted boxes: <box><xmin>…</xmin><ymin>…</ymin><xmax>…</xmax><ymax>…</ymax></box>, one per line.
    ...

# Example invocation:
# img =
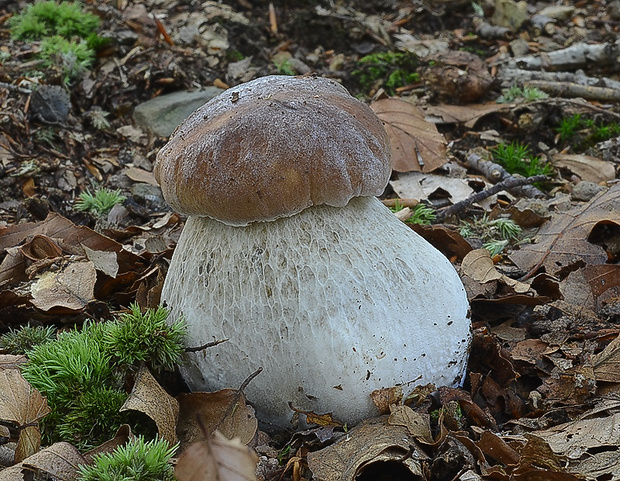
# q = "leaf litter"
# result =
<box><xmin>1</xmin><ymin>0</ymin><xmax>620</xmax><ymax>480</ymax></box>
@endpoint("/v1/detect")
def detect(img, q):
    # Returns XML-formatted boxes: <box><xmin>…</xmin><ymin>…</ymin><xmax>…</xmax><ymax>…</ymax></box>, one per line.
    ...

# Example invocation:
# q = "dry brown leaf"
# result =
<box><xmin>551</xmin><ymin>154</ymin><xmax>616</xmax><ymax>183</ymax></box>
<box><xmin>123</xmin><ymin>166</ymin><xmax>158</xmax><ymax>185</ymax></box>
<box><xmin>369</xmin><ymin>385</ymin><xmax>403</xmax><ymax>414</ymax></box>
<box><xmin>306</xmin><ymin>417</ymin><xmax>427</xmax><ymax>481</ymax></box>
<box><xmin>0</xmin><ymin>213</ymin><xmax>144</xmax><ymax>274</ymax></box>
<box><xmin>177</xmin><ymin>390</ymin><xmax>257</xmax><ymax>446</ymax></box>
<box><xmin>582</xmin><ymin>264</ymin><xmax>620</xmax><ymax>305</ymax></box>
<box><xmin>592</xmin><ymin>334</ymin><xmax>620</xmax><ymax>382</ymax></box>
<box><xmin>536</xmin><ymin>412</ymin><xmax>620</xmax><ymax>459</ymax></box>
<box><xmin>21</xmin><ymin>442</ymin><xmax>84</xmax><ymax>480</ymax></box>
<box><xmin>423</xmin><ymin>102</ymin><xmax>512</xmax><ymax>128</ymax></box>
<box><xmin>175</xmin><ymin>430</ymin><xmax>258</xmax><ymax>481</ymax></box>
<box><xmin>0</xmin><ymin>362</ymin><xmax>51</xmax><ymax>463</ymax></box>
<box><xmin>509</xmin><ymin>184</ymin><xmax>620</xmax><ymax>278</ymax></box>
<box><xmin>30</xmin><ymin>259</ymin><xmax>97</xmax><ymax>312</ymax></box>
<box><xmin>82</xmin><ymin>424</ymin><xmax>133</xmax><ymax>465</ymax></box>
<box><xmin>474</xmin><ymin>430</ymin><xmax>520</xmax><ymax>466</ymax></box>
<box><xmin>370</xmin><ymin>98</ymin><xmax>447</xmax><ymax>172</ymax></box>
<box><xmin>387</xmin><ymin>405</ymin><xmax>433</xmax><ymax>444</ymax></box>
<box><xmin>120</xmin><ymin>365</ymin><xmax>179</xmax><ymax>444</ymax></box>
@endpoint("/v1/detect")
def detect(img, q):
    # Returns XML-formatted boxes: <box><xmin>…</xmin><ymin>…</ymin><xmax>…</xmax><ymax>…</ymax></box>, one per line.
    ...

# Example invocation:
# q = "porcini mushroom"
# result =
<box><xmin>155</xmin><ymin>75</ymin><xmax>471</xmax><ymax>428</ymax></box>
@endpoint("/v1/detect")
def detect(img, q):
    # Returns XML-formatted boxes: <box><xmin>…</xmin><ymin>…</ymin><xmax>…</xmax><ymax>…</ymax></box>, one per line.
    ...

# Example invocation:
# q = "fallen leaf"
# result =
<box><xmin>423</xmin><ymin>102</ymin><xmax>512</xmax><ymax>128</ymax></box>
<box><xmin>120</xmin><ymin>365</ymin><xmax>179</xmax><ymax>445</ymax></box>
<box><xmin>371</xmin><ymin>98</ymin><xmax>447</xmax><ymax>172</ymax></box>
<box><xmin>175</xmin><ymin>430</ymin><xmax>258</xmax><ymax>481</ymax></box>
<box><xmin>536</xmin><ymin>412</ymin><xmax>620</xmax><ymax>459</ymax></box>
<box><xmin>0</xmin><ymin>366</ymin><xmax>50</xmax><ymax>462</ymax></box>
<box><xmin>177</xmin><ymin>390</ymin><xmax>257</xmax><ymax>447</ymax></box>
<box><xmin>307</xmin><ymin>417</ymin><xmax>427</xmax><ymax>481</ymax></box>
<box><xmin>592</xmin><ymin>334</ymin><xmax>620</xmax><ymax>382</ymax></box>
<box><xmin>551</xmin><ymin>153</ymin><xmax>616</xmax><ymax>183</ymax></box>
<box><xmin>387</xmin><ymin>405</ymin><xmax>433</xmax><ymax>444</ymax></box>
<box><xmin>509</xmin><ymin>184</ymin><xmax>620</xmax><ymax>278</ymax></box>
<box><xmin>21</xmin><ymin>442</ymin><xmax>85</xmax><ymax>480</ymax></box>
<box><xmin>30</xmin><ymin>260</ymin><xmax>97</xmax><ymax>312</ymax></box>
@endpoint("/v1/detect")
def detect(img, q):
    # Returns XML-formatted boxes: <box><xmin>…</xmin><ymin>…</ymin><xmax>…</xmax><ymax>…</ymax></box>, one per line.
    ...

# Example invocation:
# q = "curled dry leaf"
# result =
<box><xmin>0</xmin><ymin>363</ymin><xmax>50</xmax><ymax>463</ymax></box>
<box><xmin>307</xmin><ymin>417</ymin><xmax>427</xmax><ymax>481</ymax></box>
<box><xmin>120</xmin><ymin>365</ymin><xmax>179</xmax><ymax>445</ymax></box>
<box><xmin>175</xmin><ymin>430</ymin><xmax>258</xmax><ymax>481</ymax></box>
<box><xmin>370</xmin><ymin>98</ymin><xmax>447</xmax><ymax>173</ymax></box>
<box><xmin>0</xmin><ymin>442</ymin><xmax>85</xmax><ymax>481</ymax></box>
<box><xmin>551</xmin><ymin>154</ymin><xmax>616</xmax><ymax>183</ymax></box>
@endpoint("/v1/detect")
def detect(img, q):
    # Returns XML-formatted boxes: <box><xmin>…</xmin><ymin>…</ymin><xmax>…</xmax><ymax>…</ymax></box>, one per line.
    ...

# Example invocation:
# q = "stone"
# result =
<box><xmin>133</xmin><ymin>87</ymin><xmax>224</xmax><ymax>137</ymax></box>
<box><xmin>571</xmin><ymin>181</ymin><xmax>606</xmax><ymax>202</ymax></box>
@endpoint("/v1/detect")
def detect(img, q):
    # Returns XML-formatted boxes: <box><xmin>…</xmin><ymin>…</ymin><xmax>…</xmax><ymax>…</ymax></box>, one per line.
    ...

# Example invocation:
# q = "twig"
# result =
<box><xmin>435</xmin><ymin>174</ymin><xmax>548</xmax><ymax>223</ymax></box>
<box><xmin>215</xmin><ymin>367</ymin><xmax>263</xmax><ymax>432</ymax></box>
<box><xmin>464</xmin><ymin>153</ymin><xmax>547</xmax><ymax>198</ymax></box>
<box><xmin>185</xmin><ymin>338</ymin><xmax>228</xmax><ymax>353</ymax></box>
<box><xmin>0</xmin><ymin>82</ymin><xmax>32</xmax><ymax>95</ymax></box>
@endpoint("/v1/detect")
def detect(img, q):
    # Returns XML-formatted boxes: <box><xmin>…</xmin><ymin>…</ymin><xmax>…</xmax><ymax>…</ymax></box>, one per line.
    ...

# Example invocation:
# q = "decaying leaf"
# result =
<box><xmin>177</xmin><ymin>389</ymin><xmax>257</xmax><ymax>447</ymax></box>
<box><xmin>307</xmin><ymin>417</ymin><xmax>427</xmax><ymax>481</ymax></box>
<box><xmin>371</xmin><ymin>98</ymin><xmax>447</xmax><ymax>173</ymax></box>
<box><xmin>387</xmin><ymin>405</ymin><xmax>434</xmax><ymax>444</ymax></box>
<box><xmin>30</xmin><ymin>259</ymin><xmax>97</xmax><ymax>312</ymax></box>
<box><xmin>536</xmin><ymin>412</ymin><xmax>620</xmax><ymax>460</ymax></box>
<box><xmin>0</xmin><ymin>442</ymin><xmax>85</xmax><ymax>481</ymax></box>
<box><xmin>175</xmin><ymin>430</ymin><xmax>258</xmax><ymax>481</ymax></box>
<box><xmin>21</xmin><ymin>442</ymin><xmax>84</xmax><ymax>480</ymax></box>
<box><xmin>423</xmin><ymin>102</ymin><xmax>512</xmax><ymax>128</ymax></box>
<box><xmin>120</xmin><ymin>365</ymin><xmax>179</xmax><ymax>445</ymax></box>
<box><xmin>592</xmin><ymin>334</ymin><xmax>620</xmax><ymax>383</ymax></box>
<box><xmin>509</xmin><ymin>184</ymin><xmax>620</xmax><ymax>278</ymax></box>
<box><xmin>0</xmin><ymin>362</ymin><xmax>50</xmax><ymax>463</ymax></box>
<box><xmin>551</xmin><ymin>154</ymin><xmax>616</xmax><ymax>183</ymax></box>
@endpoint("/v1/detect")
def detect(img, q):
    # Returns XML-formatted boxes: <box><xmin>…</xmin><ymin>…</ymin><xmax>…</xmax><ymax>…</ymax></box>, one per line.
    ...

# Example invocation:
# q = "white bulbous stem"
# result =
<box><xmin>162</xmin><ymin>196</ymin><xmax>471</xmax><ymax>428</ymax></box>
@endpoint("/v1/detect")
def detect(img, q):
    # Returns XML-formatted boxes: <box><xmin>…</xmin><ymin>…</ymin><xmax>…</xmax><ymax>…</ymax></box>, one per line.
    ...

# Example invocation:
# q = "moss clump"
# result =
<box><xmin>8</xmin><ymin>1</ymin><xmax>106</xmax><ymax>82</ymax></box>
<box><xmin>353</xmin><ymin>51</ymin><xmax>419</xmax><ymax>95</ymax></box>
<box><xmin>20</xmin><ymin>305</ymin><xmax>187</xmax><ymax>449</ymax></box>
<box><xmin>0</xmin><ymin>324</ymin><xmax>56</xmax><ymax>354</ymax></box>
<box><xmin>78</xmin><ymin>436</ymin><xmax>177</xmax><ymax>481</ymax></box>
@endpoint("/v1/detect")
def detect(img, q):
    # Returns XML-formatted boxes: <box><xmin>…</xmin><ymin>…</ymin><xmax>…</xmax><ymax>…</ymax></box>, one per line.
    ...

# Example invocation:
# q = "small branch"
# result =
<box><xmin>435</xmin><ymin>174</ymin><xmax>548</xmax><ymax>223</ymax></box>
<box><xmin>464</xmin><ymin>153</ymin><xmax>547</xmax><ymax>199</ymax></box>
<box><xmin>185</xmin><ymin>338</ymin><xmax>228</xmax><ymax>353</ymax></box>
<box><xmin>215</xmin><ymin>367</ymin><xmax>263</xmax><ymax>432</ymax></box>
<box><xmin>0</xmin><ymin>82</ymin><xmax>32</xmax><ymax>95</ymax></box>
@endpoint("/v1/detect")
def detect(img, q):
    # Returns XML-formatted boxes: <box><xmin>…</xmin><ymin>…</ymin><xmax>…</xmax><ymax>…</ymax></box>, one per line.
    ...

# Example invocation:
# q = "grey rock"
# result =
<box><xmin>30</xmin><ymin>85</ymin><xmax>71</xmax><ymax>124</ymax></box>
<box><xmin>571</xmin><ymin>181</ymin><xmax>606</xmax><ymax>202</ymax></box>
<box><xmin>131</xmin><ymin>182</ymin><xmax>166</xmax><ymax>208</ymax></box>
<box><xmin>133</xmin><ymin>87</ymin><xmax>224</xmax><ymax>137</ymax></box>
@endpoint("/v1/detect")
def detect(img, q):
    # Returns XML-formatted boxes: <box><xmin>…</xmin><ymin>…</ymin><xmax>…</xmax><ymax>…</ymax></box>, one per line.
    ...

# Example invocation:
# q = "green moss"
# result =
<box><xmin>20</xmin><ymin>306</ymin><xmax>187</xmax><ymax>449</ymax></box>
<box><xmin>0</xmin><ymin>324</ymin><xmax>56</xmax><ymax>354</ymax></box>
<box><xmin>557</xmin><ymin>113</ymin><xmax>620</xmax><ymax>149</ymax></box>
<box><xmin>8</xmin><ymin>1</ymin><xmax>105</xmax><ymax>82</ymax></box>
<box><xmin>9</xmin><ymin>1</ymin><xmax>100</xmax><ymax>41</ymax></box>
<box><xmin>103</xmin><ymin>303</ymin><xmax>187</xmax><ymax>374</ymax></box>
<box><xmin>492</xmin><ymin>141</ymin><xmax>553</xmax><ymax>178</ymax></box>
<box><xmin>497</xmin><ymin>85</ymin><xmax>548</xmax><ymax>103</ymax></box>
<box><xmin>353</xmin><ymin>51</ymin><xmax>419</xmax><ymax>95</ymax></box>
<box><xmin>78</xmin><ymin>436</ymin><xmax>177</xmax><ymax>481</ymax></box>
<box><xmin>75</xmin><ymin>188</ymin><xmax>126</xmax><ymax>216</ymax></box>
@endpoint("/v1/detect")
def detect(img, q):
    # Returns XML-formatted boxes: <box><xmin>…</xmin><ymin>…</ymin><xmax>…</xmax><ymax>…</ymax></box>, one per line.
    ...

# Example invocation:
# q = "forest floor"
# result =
<box><xmin>1</xmin><ymin>0</ymin><xmax>620</xmax><ymax>480</ymax></box>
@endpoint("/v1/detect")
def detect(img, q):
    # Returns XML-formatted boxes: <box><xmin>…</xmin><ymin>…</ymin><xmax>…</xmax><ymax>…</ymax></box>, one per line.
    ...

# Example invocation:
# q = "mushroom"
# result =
<box><xmin>154</xmin><ymin>75</ymin><xmax>471</xmax><ymax>429</ymax></box>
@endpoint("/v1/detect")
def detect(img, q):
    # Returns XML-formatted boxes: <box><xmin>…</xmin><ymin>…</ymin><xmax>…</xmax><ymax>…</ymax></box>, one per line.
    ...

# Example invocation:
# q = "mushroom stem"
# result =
<box><xmin>162</xmin><ymin>196</ymin><xmax>471</xmax><ymax>428</ymax></box>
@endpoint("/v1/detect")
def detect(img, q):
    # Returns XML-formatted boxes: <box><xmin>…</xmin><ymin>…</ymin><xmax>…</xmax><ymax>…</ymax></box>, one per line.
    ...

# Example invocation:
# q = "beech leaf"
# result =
<box><xmin>371</xmin><ymin>98</ymin><xmax>447</xmax><ymax>173</ymax></box>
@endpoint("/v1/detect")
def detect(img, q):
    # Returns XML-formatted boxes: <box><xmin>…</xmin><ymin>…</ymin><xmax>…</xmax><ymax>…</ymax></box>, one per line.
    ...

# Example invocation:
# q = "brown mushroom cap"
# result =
<box><xmin>154</xmin><ymin>75</ymin><xmax>391</xmax><ymax>225</ymax></box>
